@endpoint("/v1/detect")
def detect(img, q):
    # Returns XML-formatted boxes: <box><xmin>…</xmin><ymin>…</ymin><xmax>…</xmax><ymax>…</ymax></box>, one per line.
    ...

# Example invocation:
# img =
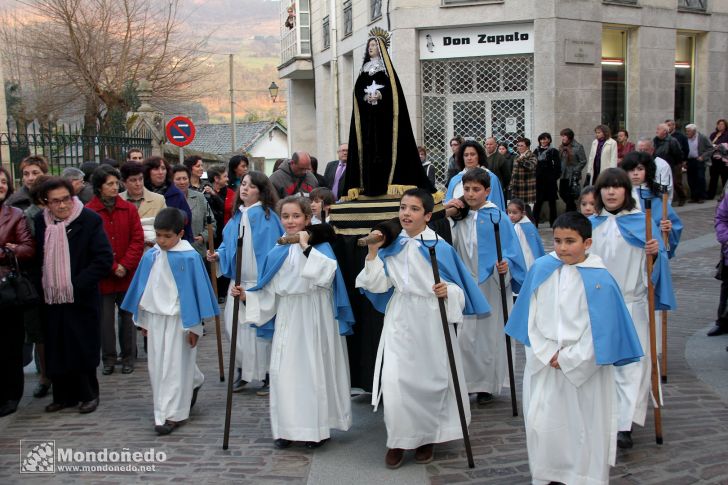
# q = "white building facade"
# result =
<box><xmin>278</xmin><ymin>0</ymin><xmax>728</xmax><ymax>185</ymax></box>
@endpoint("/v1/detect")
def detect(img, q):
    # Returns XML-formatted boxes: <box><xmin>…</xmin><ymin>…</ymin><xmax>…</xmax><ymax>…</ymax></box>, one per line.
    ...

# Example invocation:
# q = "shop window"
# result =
<box><xmin>675</xmin><ymin>34</ymin><xmax>695</xmax><ymax>128</ymax></box>
<box><xmin>601</xmin><ymin>28</ymin><xmax>628</xmax><ymax>134</ymax></box>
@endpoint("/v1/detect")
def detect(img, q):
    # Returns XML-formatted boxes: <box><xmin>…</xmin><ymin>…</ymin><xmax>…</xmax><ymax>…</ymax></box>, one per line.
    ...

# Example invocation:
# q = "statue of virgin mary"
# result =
<box><xmin>343</xmin><ymin>28</ymin><xmax>435</xmax><ymax>197</ymax></box>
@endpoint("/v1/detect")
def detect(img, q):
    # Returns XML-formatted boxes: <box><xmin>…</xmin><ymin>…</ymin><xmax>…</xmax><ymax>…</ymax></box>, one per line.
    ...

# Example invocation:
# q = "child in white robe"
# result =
<box><xmin>507</xmin><ymin>197</ymin><xmax>545</xmax><ymax>271</ymax></box>
<box><xmin>505</xmin><ymin>211</ymin><xmax>643</xmax><ymax>485</ymax></box>
<box><xmin>207</xmin><ymin>172</ymin><xmax>283</xmax><ymax>394</ymax></box>
<box><xmin>445</xmin><ymin>170</ymin><xmax>527</xmax><ymax>405</ymax></box>
<box><xmin>241</xmin><ymin>196</ymin><xmax>353</xmax><ymax>449</ymax></box>
<box><xmin>588</xmin><ymin>168</ymin><xmax>676</xmax><ymax>449</ymax></box>
<box><xmin>356</xmin><ymin>188</ymin><xmax>490</xmax><ymax>469</ymax></box>
<box><xmin>310</xmin><ymin>187</ymin><xmax>334</xmax><ymax>224</ymax></box>
<box><xmin>121</xmin><ymin>208</ymin><xmax>219</xmax><ymax>435</ymax></box>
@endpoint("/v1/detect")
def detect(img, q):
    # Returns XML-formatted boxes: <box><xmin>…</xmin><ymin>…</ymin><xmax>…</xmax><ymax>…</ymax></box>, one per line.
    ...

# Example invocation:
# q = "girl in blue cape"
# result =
<box><xmin>444</xmin><ymin>140</ymin><xmax>506</xmax><ymax>210</ymax></box>
<box><xmin>206</xmin><ymin>172</ymin><xmax>283</xmax><ymax>393</ymax></box>
<box><xmin>447</xmin><ymin>170</ymin><xmax>527</xmax><ymax>405</ymax></box>
<box><xmin>240</xmin><ymin>196</ymin><xmax>354</xmax><ymax>450</ymax></box>
<box><xmin>356</xmin><ymin>188</ymin><xmax>490</xmax><ymax>469</ymax></box>
<box><xmin>621</xmin><ymin>151</ymin><xmax>682</xmax><ymax>259</ymax></box>
<box><xmin>504</xmin><ymin>212</ymin><xmax>643</xmax><ymax>485</ymax></box>
<box><xmin>121</xmin><ymin>208</ymin><xmax>219</xmax><ymax>435</ymax></box>
<box><xmin>507</xmin><ymin>197</ymin><xmax>546</xmax><ymax>271</ymax></box>
<box><xmin>588</xmin><ymin>168</ymin><xmax>676</xmax><ymax>450</ymax></box>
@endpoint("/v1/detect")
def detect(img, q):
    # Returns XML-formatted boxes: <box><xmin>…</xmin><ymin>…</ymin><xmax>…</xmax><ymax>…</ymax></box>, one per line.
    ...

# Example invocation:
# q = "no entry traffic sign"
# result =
<box><xmin>166</xmin><ymin>116</ymin><xmax>196</xmax><ymax>147</ymax></box>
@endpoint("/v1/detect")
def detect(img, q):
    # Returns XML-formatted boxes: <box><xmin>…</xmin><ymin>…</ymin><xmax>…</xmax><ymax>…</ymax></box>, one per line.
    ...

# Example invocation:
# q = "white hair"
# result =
<box><xmin>685</xmin><ymin>123</ymin><xmax>697</xmax><ymax>131</ymax></box>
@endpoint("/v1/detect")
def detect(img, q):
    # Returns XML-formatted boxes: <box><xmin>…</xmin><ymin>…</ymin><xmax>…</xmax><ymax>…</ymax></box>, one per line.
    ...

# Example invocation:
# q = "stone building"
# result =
<box><xmin>278</xmin><ymin>0</ymin><xmax>727</xmax><ymax>186</ymax></box>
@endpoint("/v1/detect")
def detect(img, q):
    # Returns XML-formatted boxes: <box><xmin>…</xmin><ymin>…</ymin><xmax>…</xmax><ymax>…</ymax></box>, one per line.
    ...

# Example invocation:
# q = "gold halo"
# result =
<box><xmin>368</xmin><ymin>27</ymin><xmax>391</xmax><ymax>50</ymax></box>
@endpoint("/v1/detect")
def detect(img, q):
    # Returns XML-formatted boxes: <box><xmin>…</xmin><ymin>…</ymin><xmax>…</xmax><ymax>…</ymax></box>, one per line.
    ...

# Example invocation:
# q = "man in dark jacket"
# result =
<box><xmin>484</xmin><ymin>137</ymin><xmax>510</xmax><ymax>190</ymax></box>
<box><xmin>324</xmin><ymin>143</ymin><xmax>348</xmax><ymax>200</ymax></box>
<box><xmin>269</xmin><ymin>151</ymin><xmax>318</xmax><ymax>199</ymax></box>
<box><xmin>654</xmin><ymin>123</ymin><xmax>687</xmax><ymax>205</ymax></box>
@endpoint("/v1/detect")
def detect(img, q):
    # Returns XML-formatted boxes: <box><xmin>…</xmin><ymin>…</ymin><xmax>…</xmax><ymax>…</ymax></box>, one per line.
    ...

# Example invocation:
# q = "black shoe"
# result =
<box><xmin>45</xmin><ymin>402</ymin><xmax>75</xmax><ymax>413</ymax></box>
<box><xmin>154</xmin><ymin>420</ymin><xmax>178</xmax><ymax>436</ymax></box>
<box><xmin>617</xmin><ymin>431</ymin><xmax>633</xmax><ymax>449</ymax></box>
<box><xmin>707</xmin><ymin>325</ymin><xmax>728</xmax><ymax>337</ymax></box>
<box><xmin>304</xmin><ymin>439</ymin><xmax>328</xmax><ymax>449</ymax></box>
<box><xmin>273</xmin><ymin>438</ymin><xmax>292</xmax><ymax>449</ymax></box>
<box><xmin>33</xmin><ymin>382</ymin><xmax>51</xmax><ymax>398</ymax></box>
<box><xmin>102</xmin><ymin>365</ymin><xmax>114</xmax><ymax>375</ymax></box>
<box><xmin>477</xmin><ymin>392</ymin><xmax>495</xmax><ymax>405</ymax></box>
<box><xmin>190</xmin><ymin>385</ymin><xmax>202</xmax><ymax>410</ymax></box>
<box><xmin>79</xmin><ymin>398</ymin><xmax>99</xmax><ymax>414</ymax></box>
<box><xmin>0</xmin><ymin>400</ymin><xmax>19</xmax><ymax>417</ymax></box>
<box><xmin>232</xmin><ymin>378</ymin><xmax>248</xmax><ymax>393</ymax></box>
<box><xmin>121</xmin><ymin>365</ymin><xmax>134</xmax><ymax>374</ymax></box>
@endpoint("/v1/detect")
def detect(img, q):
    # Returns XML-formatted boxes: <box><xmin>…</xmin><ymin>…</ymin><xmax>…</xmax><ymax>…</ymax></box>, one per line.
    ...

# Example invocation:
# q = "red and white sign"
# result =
<box><xmin>166</xmin><ymin>116</ymin><xmax>196</xmax><ymax>147</ymax></box>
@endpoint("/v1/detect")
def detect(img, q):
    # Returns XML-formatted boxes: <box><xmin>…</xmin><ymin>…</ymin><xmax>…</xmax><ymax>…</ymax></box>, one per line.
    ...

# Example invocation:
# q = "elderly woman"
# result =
<box><xmin>86</xmin><ymin>165</ymin><xmax>144</xmax><ymax>376</ymax></box>
<box><xmin>34</xmin><ymin>177</ymin><xmax>113</xmax><ymax>414</ymax></box>
<box><xmin>143</xmin><ymin>156</ymin><xmax>193</xmax><ymax>243</ymax></box>
<box><xmin>0</xmin><ymin>167</ymin><xmax>36</xmax><ymax>417</ymax></box>
<box><xmin>510</xmin><ymin>137</ymin><xmax>538</xmax><ymax>207</ymax></box>
<box><xmin>172</xmin><ymin>165</ymin><xmax>216</xmax><ymax>257</ymax></box>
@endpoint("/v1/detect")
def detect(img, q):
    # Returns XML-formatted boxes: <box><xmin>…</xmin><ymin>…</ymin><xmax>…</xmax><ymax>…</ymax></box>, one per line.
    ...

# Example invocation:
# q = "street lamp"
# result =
<box><xmin>268</xmin><ymin>81</ymin><xmax>279</xmax><ymax>103</ymax></box>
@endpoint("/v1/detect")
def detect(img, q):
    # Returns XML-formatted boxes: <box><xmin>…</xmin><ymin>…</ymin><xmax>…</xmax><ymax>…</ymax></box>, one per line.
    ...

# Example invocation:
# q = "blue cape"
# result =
<box><xmin>453</xmin><ymin>206</ymin><xmax>527</xmax><ymax>292</ymax></box>
<box><xmin>217</xmin><ymin>205</ymin><xmax>284</xmax><ymax>279</ymax></box>
<box><xmin>635</xmin><ymin>188</ymin><xmax>683</xmax><ymax>259</ymax></box>
<box><xmin>590</xmin><ymin>212</ymin><xmax>677</xmax><ymax>311</ymax></box>
<box><xmin>505</xmin><ymin>254</ymin><xmax>644</xmax><ymax>366</ymax></box>
<box><xmin>445</xmin><ymin>169</ymin><xmax>506</xmax><ymax>211</ymax></box>
<box><xmin>518</xmin><ymin>220</ymin><xmax>546</xmax><ymax>261</ymax></box>
<box><xmin>121</xmin><ymin>247</ymin><xmax>220</xmax><ymax>328</ymax></box>
<box><xmin>361</xmin><ymin>234</ymin><xmax>491</xmax><ymax>317</ymax></box>
<box><xmin>250</xmin><ymin>242</ymin><xmax>355</xmax><ymax>339</ymax></box>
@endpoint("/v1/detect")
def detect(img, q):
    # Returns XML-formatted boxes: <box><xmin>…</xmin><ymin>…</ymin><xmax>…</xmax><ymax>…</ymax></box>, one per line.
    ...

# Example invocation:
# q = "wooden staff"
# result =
<box><xmin>660</xmin><ymin>190</ymin><xmax>670</xmax><ymax>383</ymax></box>
<box><xmin>222</xmin><ymin>232</ymin><xmax>244</xmax><ymax>450</ymax></box>
<box><xmin>206</xmin><ymin>216</ymin><xmax>225</xmax><ymax>382</ymax></box>
<box><xmin>420</xmin><ymin>235</ymin><xmax>475</xmax><ymax>469</ymax></box>
<box><xmin>642</xmin><ymin>195</ymin><xmax>664</xmax><ymax>445</ymax></box>
<box><xmin>490</xmin><ymin>211</ymin><xmax>519</xmax><ymax>417</ymax></box>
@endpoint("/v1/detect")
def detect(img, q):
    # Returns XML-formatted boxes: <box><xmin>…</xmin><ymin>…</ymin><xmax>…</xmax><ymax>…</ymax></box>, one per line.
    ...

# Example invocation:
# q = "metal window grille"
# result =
<box><xmin>323</xmin><ymin>16</ymin><xmax>330</xmax><ymax>49</ymax></box>
<box><xmin>678</xmin><ymin>0</ymin><xmax>707</xmax><ymax>11</ymax></box>
<box><xmin>371</xmin><ymin>0</ymin><xmax>382</xmax><ymax>20</ymax></box>
<box><xmin>343</xmin><ymin>0</ymin><xmax>353</xmax><ymax>37</ymax></box>
<box><xmin>422</xmin><ymin>55</ymin><xmax>534</xmax><ymax>189</ymax></box>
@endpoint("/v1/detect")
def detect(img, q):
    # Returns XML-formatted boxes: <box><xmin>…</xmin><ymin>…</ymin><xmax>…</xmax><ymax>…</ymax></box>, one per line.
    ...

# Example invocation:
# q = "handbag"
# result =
<box><xmin>569</xmin><ymin>171</ymin><xmax>582</xmax><ymax>199</ymax></box>
<box><xmin>0</xmin><ymin>247</ymin><xmax>39</xmax><ymax>307</ymax></box>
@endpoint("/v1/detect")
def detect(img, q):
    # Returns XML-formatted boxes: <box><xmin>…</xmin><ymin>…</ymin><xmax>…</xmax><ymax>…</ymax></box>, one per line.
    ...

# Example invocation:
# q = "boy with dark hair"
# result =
<box><xmin>506</xmin><ymin>211</ymin><xmax>643</xmax><ymax>485</ymax></box>
<box><xmin>447</xmin><ymin>169</ymin><xmax>527</xmax><ymax>405</ymax></box>
<box><xmin>310</xmin><ymin>187</ymin><xmax>335</xmax><ymax>224</ymax></box>
<box><xmin>121</xmin><ymin>208</ymin><xmax>219</xmax><ymax>435</ymax></box>
<box><xmin>356</xmin><ymin>187</ymin><xmax>490</xmax><ymax>468</ymax></box>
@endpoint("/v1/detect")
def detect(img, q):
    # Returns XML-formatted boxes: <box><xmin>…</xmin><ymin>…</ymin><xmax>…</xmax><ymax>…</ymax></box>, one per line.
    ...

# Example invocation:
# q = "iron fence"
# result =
<box><xmin>0</xmin><ymin>120</ymin><xmax>153</xmax><ymax>180</ymax></box>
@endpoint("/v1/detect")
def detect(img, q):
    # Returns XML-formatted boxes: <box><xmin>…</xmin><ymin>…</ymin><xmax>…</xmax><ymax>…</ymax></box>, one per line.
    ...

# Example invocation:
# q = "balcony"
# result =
<box><xmin>278</xmin><ymin>0</ymin><xmax>313</xmax><ymax>78</ymax></box>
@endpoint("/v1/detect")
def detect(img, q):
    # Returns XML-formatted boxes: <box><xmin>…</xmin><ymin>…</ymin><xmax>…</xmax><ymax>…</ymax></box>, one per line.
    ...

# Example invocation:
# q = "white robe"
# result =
<box><xmin>590</xmin><ymin>209</ymin><xmax>656</xmax><ymax>431</ymax></box>
<box><xmin>223</xmin><ymin>202</ymin><xmax>271</xmax><ymax>382</ymax></box>
<box><xmin>135</xmin><ymin>240</ymin><xmax>204</xmax><ymax>426</ymax></box>
<box><xmin>245</xmin><ymin>246</ymin><xmax>351</xmax><ymax>442</ymax></box>
<box><xmin>514</xmin><ymin>218</ymin><xmax>536</xmax><ymax>271</ymax></box>
<box><xmin>355</xmin><ymin>227</ymin><xmax>469</xmax><ymax>449</ymax></box>
<box><xmin>524</xmin><ymin>253</ymin><xmax>616</xmax><ymax>485</ymax></box>
<box><xmin>450</xmin><ymin>204</ymin><xmax>511</xmax><ymax>395</ymax></box>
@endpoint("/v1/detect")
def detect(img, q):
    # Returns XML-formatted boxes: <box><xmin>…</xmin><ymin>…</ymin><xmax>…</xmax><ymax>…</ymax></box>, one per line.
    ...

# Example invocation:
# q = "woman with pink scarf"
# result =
<box><xmin>33</xmin><ymin>177</ymin><xmax>113</xmax><ymax>414</ymax></box>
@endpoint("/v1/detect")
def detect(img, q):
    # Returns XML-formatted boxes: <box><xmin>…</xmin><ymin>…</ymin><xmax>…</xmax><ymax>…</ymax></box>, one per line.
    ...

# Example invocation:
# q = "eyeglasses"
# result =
<box><xmin>46</xmin><ymin>195</ymin><xmax>72</xmax><ymax>206</ymax></box>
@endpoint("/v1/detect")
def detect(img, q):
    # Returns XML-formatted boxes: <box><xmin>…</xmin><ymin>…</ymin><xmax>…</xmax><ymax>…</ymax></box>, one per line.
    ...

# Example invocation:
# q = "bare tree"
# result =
<box><xmin>2</xmin><ymin>0</ymin><xmax>211</xmax><ymax>134</ymax></box>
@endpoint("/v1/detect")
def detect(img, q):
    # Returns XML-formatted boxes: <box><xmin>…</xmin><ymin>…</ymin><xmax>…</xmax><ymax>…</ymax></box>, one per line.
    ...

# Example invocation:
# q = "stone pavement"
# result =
<box><xmin>1</xmin><ymin>201</ymin><xmax>727</xmax><ymax>484</ymax></box>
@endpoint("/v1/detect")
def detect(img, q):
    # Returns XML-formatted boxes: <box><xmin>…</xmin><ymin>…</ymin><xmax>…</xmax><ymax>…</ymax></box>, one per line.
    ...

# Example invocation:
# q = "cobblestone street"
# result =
<box><xmin>1</xmin><ymin>201</ymin><xmax>727</xmax><ymax>484</ymax></box>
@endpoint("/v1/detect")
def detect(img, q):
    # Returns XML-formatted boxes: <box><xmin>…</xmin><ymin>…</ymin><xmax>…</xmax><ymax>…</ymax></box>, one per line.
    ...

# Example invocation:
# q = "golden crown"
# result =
<box><xmin>368</xmin><ymin>27</ymin><xmax>391</xmax><ymax>49</ymax></box>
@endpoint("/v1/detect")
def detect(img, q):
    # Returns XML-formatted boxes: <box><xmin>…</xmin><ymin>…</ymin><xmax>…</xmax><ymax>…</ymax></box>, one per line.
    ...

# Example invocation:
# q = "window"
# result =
<box><xmin>675</xmin><ymin>34</ymin><xmax>695</xmax><ymax>128</ymax></box>
<box><xmin>601</xmin><ymin>28</ymin><xmax>628</xmax><ymax>134</ymax></box>
<box><xmin>370</xmin><ymin>0</ymin><xmax>382</xmax><ymax>20</ymax></box>
<box><xmin>343</xmin><ymin>0</ymin><xmax>353</xmax><ymax>37</ymax></box>
<box><xmin>678</xmin><ymin>0</ymin><xmax>707</xmax><ymax>11</ymax></box>
<box><xmin>323</xmin><ymin>16</ymin><xmax>330</xmax><ymax>50</ymax></box>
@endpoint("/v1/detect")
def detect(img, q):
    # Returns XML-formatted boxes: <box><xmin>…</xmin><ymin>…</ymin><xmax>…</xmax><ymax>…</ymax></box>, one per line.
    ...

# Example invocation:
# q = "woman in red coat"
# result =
<box><xmin>0</xmin><ymin>167</ymin><xmax>36</xmax><ymax>417</ymax></box>
<box><xmin>86</xmin><ymin>165</ymin><xmax>144</xmax><ymax>376</ymax></box>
